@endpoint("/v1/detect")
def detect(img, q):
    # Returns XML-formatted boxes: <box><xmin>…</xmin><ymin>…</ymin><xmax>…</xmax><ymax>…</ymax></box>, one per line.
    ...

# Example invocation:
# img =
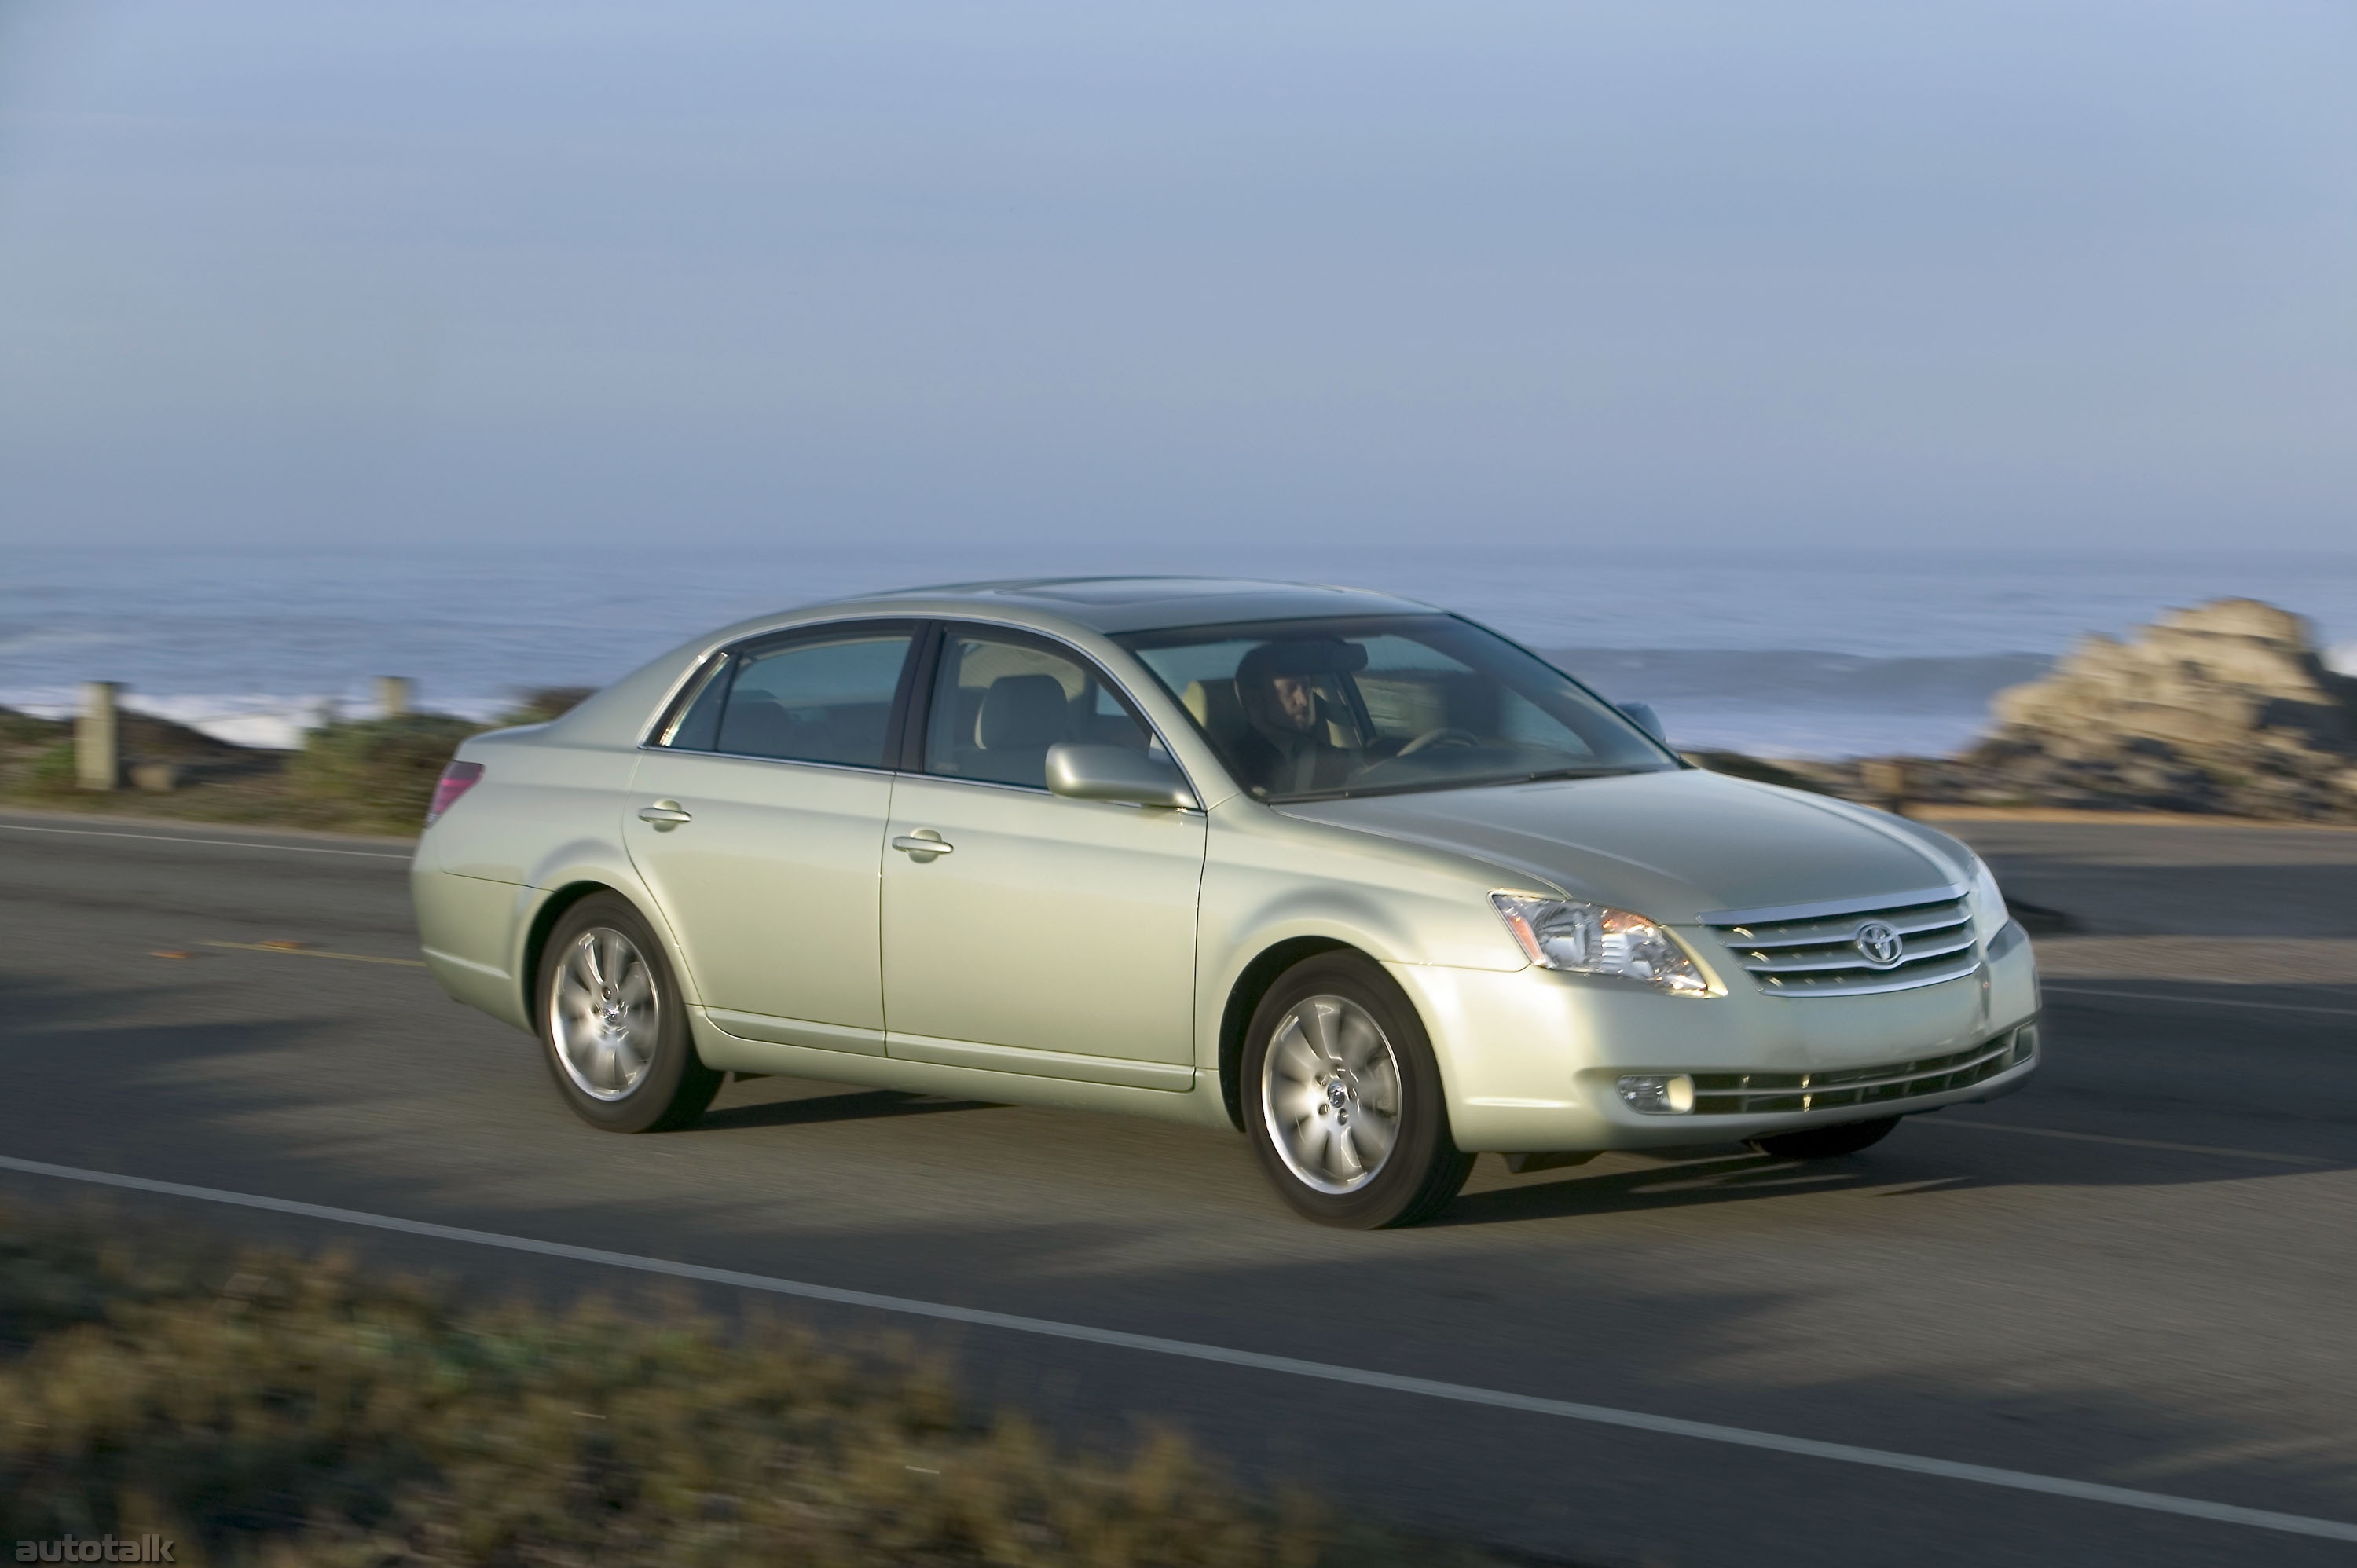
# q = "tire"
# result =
<box><xmin>1242</xmin><ymin>952</ymin><xmax>1473</xmax><ymax>1229</ymax></box>
<box><xmin>536</xmin><ymin>892</ymin><xmax>720</xmax><ymax>1133</ymax></box>
<box><xmin>1750</xmin><ymin>1116</ymin><xmax>1899</xmax><ymax>1160</ymax></box>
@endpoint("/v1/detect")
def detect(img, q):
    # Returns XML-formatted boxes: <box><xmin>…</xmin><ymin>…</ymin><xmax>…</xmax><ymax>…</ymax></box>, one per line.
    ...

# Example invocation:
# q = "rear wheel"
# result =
<box><xmin>1750</xmin><ymin>1116</ymin><xmax>1898</xmax><ymax>1160</ymax></box>
<box><xmin>1243</xmin><ymin>953</ymin><xmax>1472</xmax><ymax>1229</ymax></box>
<box><xmin>537</xmin><ymin>893</ymin><xmax>720</xmax><ymax>1133</ymax></box>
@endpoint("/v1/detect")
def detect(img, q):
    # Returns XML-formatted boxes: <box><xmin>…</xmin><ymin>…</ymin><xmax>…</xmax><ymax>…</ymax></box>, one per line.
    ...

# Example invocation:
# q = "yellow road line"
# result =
<box><xmin>202</xmin><ymin>941</ymin><xmax>427</xmax><ymax>969</ymax></box>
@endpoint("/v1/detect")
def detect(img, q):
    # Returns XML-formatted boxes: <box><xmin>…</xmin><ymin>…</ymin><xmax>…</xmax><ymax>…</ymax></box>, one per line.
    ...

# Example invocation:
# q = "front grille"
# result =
<box><xmin>1702</xmin><ymin>885</ymin><xmax>1978</xmax><ymax>996</ymax></box>
<box><xmin>1688</xmin><ymin>1026</ymin><xmax>2035</xmax><ymax>1116</ymax></box>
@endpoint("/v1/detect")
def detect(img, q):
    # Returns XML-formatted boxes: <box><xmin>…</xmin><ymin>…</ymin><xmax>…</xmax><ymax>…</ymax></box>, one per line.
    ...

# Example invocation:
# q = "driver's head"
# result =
<box><xmin>1266</xmin><ymin>673</ymin><xmax>1318</xmax><ymax>733</ymax></box>
<box><xmin>1236</xmin><ymin>641</ymin><xmax>1350</xmax><ymax>746</ymax></box>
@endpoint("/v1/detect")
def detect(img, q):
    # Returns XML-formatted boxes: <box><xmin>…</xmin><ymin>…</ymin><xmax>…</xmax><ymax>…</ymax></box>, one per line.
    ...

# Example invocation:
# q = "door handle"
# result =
<box><xmin>637</xmin><ymin>801</ymin><xmax>693</xmax><ymax>830</ymax></box>
<box><xmin>891</xmin><ymin>830</ymin><xmax>953</xmax><ymax>857</ymax></box>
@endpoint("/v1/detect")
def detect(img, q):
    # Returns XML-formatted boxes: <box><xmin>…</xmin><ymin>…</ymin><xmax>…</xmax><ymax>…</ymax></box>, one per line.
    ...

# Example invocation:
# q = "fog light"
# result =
<box><xmin>1616</xmin><ymin>1074</ymin><xmax>1695</xmax><ymax>1114</ymax></box>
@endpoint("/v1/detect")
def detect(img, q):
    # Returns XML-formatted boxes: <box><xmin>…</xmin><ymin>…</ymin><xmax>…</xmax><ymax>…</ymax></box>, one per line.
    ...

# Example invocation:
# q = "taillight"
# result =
<box><xmin>426</xmin><ymin>760</ymin><xmax>485</xmax><ymax>826</ymax></box>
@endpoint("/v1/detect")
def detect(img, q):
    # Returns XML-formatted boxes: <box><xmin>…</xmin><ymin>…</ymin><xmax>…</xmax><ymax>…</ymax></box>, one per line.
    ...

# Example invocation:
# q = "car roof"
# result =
<box><xmin>812</xmin><ymin>576</ymin><xmax>1438</xmax><ymax>635</ymax></box>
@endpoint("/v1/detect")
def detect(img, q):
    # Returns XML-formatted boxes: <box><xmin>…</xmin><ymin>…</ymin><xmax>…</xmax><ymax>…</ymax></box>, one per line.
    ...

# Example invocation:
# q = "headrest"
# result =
<box><xmin>976</xmin><ymin>674</ymin><xmax>1069</xmax><ymax>749</ymax></box>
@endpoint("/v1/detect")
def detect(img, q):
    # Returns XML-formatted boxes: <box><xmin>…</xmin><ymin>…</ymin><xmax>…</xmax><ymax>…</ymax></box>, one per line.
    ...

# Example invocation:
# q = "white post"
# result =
<box><xmin>376</xmin><ymin>676</ymin><xmax>414</xmax><ymax>719</ymax></box>
<box><xmin>77</xmin><ymin>681</ymin><xmax>123</xmax><ymax>790</ymax></box>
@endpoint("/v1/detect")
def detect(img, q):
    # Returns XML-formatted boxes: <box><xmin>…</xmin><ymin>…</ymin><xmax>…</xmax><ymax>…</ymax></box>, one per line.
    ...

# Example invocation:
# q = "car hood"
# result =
<box><xmin>1277</xmin><ymin>768</ymin><xmax>1970</xmax><ymax>924</ymax></box>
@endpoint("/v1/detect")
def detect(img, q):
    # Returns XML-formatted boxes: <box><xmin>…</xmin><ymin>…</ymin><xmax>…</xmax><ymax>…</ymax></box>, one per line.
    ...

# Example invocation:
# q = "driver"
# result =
<box><xmin>1234</xmin><ymin>641</ymin><xmax>1360</xmax><ymax>795</ymax></box>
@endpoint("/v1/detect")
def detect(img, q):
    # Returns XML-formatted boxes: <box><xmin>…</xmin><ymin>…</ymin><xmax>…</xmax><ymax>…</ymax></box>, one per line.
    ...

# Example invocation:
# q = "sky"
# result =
<box><xmin>0</xmin><ymin>0</ymin><xmax>2351</xmax><ymax>558</ymax></box>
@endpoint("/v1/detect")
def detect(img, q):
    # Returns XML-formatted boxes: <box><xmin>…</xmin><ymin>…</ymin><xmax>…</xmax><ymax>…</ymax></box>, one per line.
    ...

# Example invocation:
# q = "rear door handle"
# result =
<box><xmin>637</xmin><ymin>801</ymin><xmax>693</xmax><ymax>829</ymax></box>
<box><xmin>891</xmin><ymin>830</ymin><xmax>953</xmax><ymax>857</ymax></box>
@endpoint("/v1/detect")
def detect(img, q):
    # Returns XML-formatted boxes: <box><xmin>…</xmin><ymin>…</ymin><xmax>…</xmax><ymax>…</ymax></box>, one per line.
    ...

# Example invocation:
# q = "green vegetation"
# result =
<box><xmin>0</xmin><ymin>691</ymin><xmax>590</xmax><ymax>837</ymax></box>
<box><xmin>287</xmin><ymin>714</ymin><xmax>487</xmax><ymax>826</ymax></box>
<box><xmin>503</xmin><ymin>687</ymin><xmax>598</xmax><ymax>727</ymax></box>
<box><xmin>0</xmin><ymin>1204</ymin><xmax>1494</xmax><ymax>1567</ymax></box>
<box><xmin>20</xmin><ymin>738</ymin><xmax>78</xmax><ymax>795</ymax></box>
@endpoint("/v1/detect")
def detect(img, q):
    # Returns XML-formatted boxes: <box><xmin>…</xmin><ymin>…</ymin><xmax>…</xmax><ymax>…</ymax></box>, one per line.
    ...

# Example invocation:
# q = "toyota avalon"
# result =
<box><xmin>413</xmin><ymin>579</ymin><xmax>2038</xmax><ymax>1227</ymax></box>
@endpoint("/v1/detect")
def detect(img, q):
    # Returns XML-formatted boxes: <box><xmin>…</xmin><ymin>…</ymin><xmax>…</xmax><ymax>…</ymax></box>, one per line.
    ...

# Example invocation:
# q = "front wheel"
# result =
<box><xmin>1750</xmin><ymin>1116</ymin><xmax>1899</xmax><ymax>1160</ymax></box>
<box><xmin>1242</xmin><ymin>953</ymin><xmax>1473</xmax><ymax>1229</ymax></box>
<box><xmin>537</xmin><ymin>893</ymin><xmax>720</xmax><ymax>1133</ymax></box>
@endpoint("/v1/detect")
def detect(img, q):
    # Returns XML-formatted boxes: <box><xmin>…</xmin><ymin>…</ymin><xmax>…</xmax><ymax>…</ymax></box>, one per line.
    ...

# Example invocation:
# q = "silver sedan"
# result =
<box><xmin>414</xmin><ymin>578</ymin><xmax>2038</xmax><ymax>1227</ymax></box>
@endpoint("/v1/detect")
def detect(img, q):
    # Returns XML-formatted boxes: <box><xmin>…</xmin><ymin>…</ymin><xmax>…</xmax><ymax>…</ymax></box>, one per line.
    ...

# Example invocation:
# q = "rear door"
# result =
<box><xmin>625</xmin><ymin>621</ymin><xmax>918</xmax><ymax>1054</ymax></box>
<box><xmin>879</xmin><ymin>625</ymin><xmax>1206</xmax><ymax>1083</ymax></box>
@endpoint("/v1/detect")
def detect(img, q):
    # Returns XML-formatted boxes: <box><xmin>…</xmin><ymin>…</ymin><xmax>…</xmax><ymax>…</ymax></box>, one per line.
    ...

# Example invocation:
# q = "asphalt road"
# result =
<box><xmin>3</xmin><ymin>805</ymin><xmax>2355</xmax><ymax>1567</ymax></box>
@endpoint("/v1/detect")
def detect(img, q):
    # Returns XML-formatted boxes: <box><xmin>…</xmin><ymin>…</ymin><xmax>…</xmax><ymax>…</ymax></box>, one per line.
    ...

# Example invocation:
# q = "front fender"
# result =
<box><xmin>1193</xmin><ymin>800</ymin><xmax>1533</xmax><ymax>1081</ymax></box>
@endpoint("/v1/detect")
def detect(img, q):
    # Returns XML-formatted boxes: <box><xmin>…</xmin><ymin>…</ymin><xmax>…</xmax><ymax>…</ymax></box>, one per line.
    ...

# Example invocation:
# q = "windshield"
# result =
<box><xmin>1115</xmin><ymin>614</ymin><xmax>1677</xmax><ymax>802</ymax></box>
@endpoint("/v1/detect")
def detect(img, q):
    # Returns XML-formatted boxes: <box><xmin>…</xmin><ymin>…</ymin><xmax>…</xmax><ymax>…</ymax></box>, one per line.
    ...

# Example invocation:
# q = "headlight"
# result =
<box><xmin>1490</xmin><ymin>893</ymin><xmax>1711</xmax><ymax>995</ymax></box>
<box><xmin>1970</xmin><ymin>856</ymin><xmax>2009</xmax><ymax>937</ymax></box>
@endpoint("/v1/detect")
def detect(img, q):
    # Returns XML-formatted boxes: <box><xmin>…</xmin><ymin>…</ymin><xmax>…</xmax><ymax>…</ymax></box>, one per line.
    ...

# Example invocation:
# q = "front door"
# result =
<box><xmin>880</xmin><ymin>626</ymin><xmax>1206</xmax><ymax>1079</ymax></box>
<box><xmin>625</xmin><ymin>621</ymin><xmax>918</xmax><ymax>1053</ymax></box>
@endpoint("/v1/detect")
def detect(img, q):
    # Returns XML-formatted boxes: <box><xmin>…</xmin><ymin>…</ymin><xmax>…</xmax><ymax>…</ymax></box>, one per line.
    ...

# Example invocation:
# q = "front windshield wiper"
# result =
<box><xmin>1269</xmin><ymin>764</ymin><xmax>1648</xmax><ymax>805</ymax></box>
<box><xmin>1500</xmin><ymin>764</ymin><xmax>1648</xmax><ymax>786</ymax></box>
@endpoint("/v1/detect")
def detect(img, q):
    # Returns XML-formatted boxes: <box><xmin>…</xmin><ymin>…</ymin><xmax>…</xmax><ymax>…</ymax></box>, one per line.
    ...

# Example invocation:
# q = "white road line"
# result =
<box><xmin>0</xmin><ymin>1153</ymin><xmax>2349</xmax><ymax>1545</ymax></box>
<box><xmin>2043</xmin><ymin>983</ymin><xmax>2357</xmax><ymax>1020</ymax></box>
<box><xmin>1919</xmin><ymin>1119</ymin><xmax>2336</xmax><ymax>1167</ymax></box>
<box><xmin>0</xmin><ymin>821</ymin><xmax>412</xmax><ymax>861</ymax></box>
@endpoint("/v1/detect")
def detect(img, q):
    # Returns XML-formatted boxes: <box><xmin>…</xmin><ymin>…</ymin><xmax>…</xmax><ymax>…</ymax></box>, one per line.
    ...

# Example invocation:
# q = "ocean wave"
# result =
<box><xmin>1613</xmin><ymin>704</ymin><xmax>1994</xmax><ymax>760</ymax></box>
<box><xmin>1545</xmin><ymin>648</ymin><xmax>2052</xmax><ymax>713</ymax></box>
<box><xmin>0</xmin><ymin>628</ymin><xmax>128</xmax><ymax>657</ymax></box>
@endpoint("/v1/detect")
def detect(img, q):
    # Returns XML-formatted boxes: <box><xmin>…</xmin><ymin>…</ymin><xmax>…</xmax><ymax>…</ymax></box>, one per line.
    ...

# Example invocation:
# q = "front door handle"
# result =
<box><xmin>891</xmin><ymin>829</ymin><xmax>953</xmax><ymax>858</ymax></box>
<box><xmin>637</xmin><ymin>800</ymin><xmax>693</xmax><ymax>830</ymax></box>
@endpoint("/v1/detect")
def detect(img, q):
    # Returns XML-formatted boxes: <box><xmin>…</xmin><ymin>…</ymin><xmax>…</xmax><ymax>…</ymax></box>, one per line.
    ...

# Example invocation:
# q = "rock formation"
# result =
<box><xmin>1956</xmin><ymin>599</ymin><xmax>2357</xmax><ymax>819</ymax></box>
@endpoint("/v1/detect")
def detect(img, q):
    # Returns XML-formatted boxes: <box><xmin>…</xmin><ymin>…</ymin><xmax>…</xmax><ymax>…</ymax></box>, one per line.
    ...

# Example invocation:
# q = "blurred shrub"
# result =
<box><xmin>500</xmin><ymin>687</ymin><xmax>598</xmax><ymax>727</ymax></box>
<box><xmin>17</xmin><ymin>739</ymin><xmax>80</xmax><ymax>797</ymax></box>
<box><xmin>287</xmin><ymin>714</ymin><xmax>484</xmax><ymax>826</ymax></box>
<box><xmin>0</xmin><ymin>1205</ymin><xmax>1478</xmax><ymax>1567</ymax></box>
<box><xmin>0</xmin><ymin>706</ymin><xmax>69</xmax><ymax>748</ymax></box>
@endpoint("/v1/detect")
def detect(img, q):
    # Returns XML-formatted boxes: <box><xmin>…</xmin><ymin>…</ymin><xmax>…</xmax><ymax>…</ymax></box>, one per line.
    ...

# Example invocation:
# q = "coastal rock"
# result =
<box><xmin>1928</xmin><ymin>599</ymin><xmax>2357</xmax><ymax>820</ymax></box>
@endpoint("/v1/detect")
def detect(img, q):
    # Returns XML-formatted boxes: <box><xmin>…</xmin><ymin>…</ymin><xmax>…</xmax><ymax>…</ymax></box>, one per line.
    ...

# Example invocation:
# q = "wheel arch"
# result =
<box><xmin>1216</xmin><ymin>936</ymin><xmax>1359</xmax><ymax>1130</ymax></box>
<box><xmin>519</xmin><ymin>880</ymin><xmax>639</xmax><ymax>1033</ymax></box>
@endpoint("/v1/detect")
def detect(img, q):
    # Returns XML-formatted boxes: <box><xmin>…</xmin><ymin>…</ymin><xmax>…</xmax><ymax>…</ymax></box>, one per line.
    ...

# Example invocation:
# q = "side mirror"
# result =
<box><xmin>1618</xmin><ymin>701</ymin><xmax>1668</xmax><ymax>746</ymax></box>
<box><xmin>1046</xmin><ymin>743</ymin><xmax>1197</xmax><ymax>809</ymax></box>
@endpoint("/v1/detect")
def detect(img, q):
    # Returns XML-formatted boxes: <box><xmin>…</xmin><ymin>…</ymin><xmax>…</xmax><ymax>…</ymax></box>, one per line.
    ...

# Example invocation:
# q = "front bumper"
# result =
<box><xmin>1392</xmin><ymin>918</ymin><xmax>2041</xmax><ymax>1152</ymax></box>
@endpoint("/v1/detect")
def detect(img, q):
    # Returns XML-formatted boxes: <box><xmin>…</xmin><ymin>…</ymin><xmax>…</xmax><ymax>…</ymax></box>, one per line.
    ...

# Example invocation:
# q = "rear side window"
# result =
<box><xmin>662</xmin><ymin>627</ymin><xmax>915</xmax><ymax>768</ymax></box>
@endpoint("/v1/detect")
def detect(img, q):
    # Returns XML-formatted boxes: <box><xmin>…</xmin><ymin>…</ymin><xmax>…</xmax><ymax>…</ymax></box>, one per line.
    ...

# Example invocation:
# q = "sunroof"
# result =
<box><xmin>1010</xmin><ymin>578</ymin><xmax>1350</xmax><ymax>605</ymax></box>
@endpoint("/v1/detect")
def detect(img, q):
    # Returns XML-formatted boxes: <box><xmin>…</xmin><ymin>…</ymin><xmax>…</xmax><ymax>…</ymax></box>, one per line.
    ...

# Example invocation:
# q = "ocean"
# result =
<box><xmin>5</xmin><ymin>544</ymin><xmax>2355</xmax><ymax>760</ymax></box>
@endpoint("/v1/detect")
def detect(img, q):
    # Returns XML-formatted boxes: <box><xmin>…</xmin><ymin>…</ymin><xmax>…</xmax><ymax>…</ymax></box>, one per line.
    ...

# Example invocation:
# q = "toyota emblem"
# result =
<box><xmin>1853</xmin><ymin>921</ymin><xmax>1905</xmax><ymax>968</ymax></box>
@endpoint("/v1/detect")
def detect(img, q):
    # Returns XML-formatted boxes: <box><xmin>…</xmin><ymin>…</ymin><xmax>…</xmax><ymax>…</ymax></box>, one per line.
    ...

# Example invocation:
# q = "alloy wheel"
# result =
<box><xmin>549</xmin><ymin>926</ymin><xmax>661</xmax><ymax>1101</ymax></box>
<box><xmin>1259</xmin><ymin>993</ymin><xmax>1404</xmax><ymax>1193</ymax></box>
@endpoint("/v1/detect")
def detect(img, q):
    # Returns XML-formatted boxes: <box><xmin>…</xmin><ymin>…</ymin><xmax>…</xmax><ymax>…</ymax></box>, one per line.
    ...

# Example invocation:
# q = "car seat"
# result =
<box><xmin>1182</xmin><ymin>679</ymin><xmax>1252</xmax><ymax>751</ymax></box>
<box><xmin>970</xmin><ymin>673</ymin><xmax>1071</xmax><ymax>787</ymax></box>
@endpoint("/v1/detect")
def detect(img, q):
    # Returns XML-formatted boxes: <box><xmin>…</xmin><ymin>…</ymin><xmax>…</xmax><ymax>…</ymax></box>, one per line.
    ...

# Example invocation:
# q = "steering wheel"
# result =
<box><xmin>1396</xmin><ymin>726</ymin><xmax>1483</xmax><ymax>757</ymax></box>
